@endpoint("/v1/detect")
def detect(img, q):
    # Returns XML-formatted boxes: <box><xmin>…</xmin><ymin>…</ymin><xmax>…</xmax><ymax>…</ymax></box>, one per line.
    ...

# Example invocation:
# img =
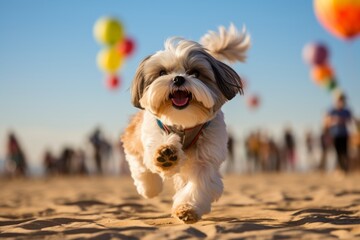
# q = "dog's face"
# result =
<box><xmin>131</xmin><ymin>38</ymin><xmax>243</xmax><ymax>128</ymax></box>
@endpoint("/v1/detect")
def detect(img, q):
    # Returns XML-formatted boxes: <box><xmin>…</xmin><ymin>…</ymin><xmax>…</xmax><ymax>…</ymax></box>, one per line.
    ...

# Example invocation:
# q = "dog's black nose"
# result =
<box><xmin>173</xmin><ymin>76</ymin><xmax>185</xmax><ymax>86</ymax></box>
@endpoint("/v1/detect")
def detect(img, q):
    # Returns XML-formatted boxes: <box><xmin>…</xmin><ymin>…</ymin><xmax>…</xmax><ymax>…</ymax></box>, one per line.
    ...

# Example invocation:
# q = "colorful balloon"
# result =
<box><xmin>302</xmin><ymin>43</ymin><xmax>329</xmax><ymax>66</ymax></box>
<box><xmin>97</xmin><ymin>47</ymin><xmax>124</xmax><ymax>73</ymax></box>
<box><xmin>310</xmin><ymin>64</ymin><xmax>334</xmax><ymax>85</ymax></box>
<box><xmin>94</xmin><ymin>17</ymin><xmax>124</xmax><ymax>46</ymax></box>
<box><xmin>106</xmin><ymin>75</ymin><xmax>121</xmax><ymax>90</ymax></box>
<box><xmin>246</xmin><ymin>95</ymin><xmax>260</xmax><ymax>109</ymax></box>
<box><xmin>314</xmin><ymin>0</ymin><xmax>360</xmax><ymax>40</ymax></box>
<box><xmin>94</xmin><ymin>16</ymin><xmax>137</xmax><ymax>91</ymax></box>
<box><xmin>325</xmin><ymin>78</ymin><xmax>338</xmax><ymax>91</ymax></box>
<box><xmin>118</xmin><ymin>38</ymin><xmax>136</xmax><ymax>56</ymax></box>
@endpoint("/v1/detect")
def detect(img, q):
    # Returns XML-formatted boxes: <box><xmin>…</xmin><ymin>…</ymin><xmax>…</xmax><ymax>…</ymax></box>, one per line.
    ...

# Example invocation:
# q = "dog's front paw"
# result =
<box><xmin>154</xmin><ymin>145</ymin><xmax>179</xmax><ymax>172</ymax></box>
<box><xmin>173</xmin><ymin>204</ymin><xmax>199</xmax><ymax>224</ymax></box>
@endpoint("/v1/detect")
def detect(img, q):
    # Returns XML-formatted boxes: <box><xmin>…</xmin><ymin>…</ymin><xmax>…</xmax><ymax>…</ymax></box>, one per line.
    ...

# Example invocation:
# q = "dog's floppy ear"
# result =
<box><xmin>131</xmin><ymin>55</ymin><xmax>152</xmax><ymax>109</ymax></box>
<box><xmin>208</xmin><ymin>55</ymin><xmax>243</xmax><ymax>100</ymax></box>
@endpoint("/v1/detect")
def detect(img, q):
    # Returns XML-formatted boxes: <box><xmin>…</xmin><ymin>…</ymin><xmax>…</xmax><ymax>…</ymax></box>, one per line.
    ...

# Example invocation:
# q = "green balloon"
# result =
<box><xmin>324</xmin><ymin>78</ymin><xmax>337</xmax><ymax>92</ymax></box>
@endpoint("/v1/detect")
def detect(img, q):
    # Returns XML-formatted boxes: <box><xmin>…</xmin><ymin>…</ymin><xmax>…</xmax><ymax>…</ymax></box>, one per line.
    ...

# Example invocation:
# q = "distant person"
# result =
<box><xmin>326</xmin><ymin>93</ymin><xmax>353</xmax><ymax>172</ymax></box>
<box><xmin>245</xmin><ymin>132</ymin><xmax>261</xmax><ymax>173</ymax></box>
<box><xmin>43</xmin><ymin>150</ymin><xmax>56</xmax><ymax>175</ymax></box>
<box><xmin>73</xmin><ymin>149</ymin><xmax>88</xmax><ymax>175</ymax></box>
<box><xmin>259</xmin><ymin>133</ymin><xmax>270</xmax><ymax>171</ymax></box>
<box><xmin>268</xmin><ymin>138</ymin><xmax>281</xmax><ymax>172</ymax></box>
<box><xmin>6</xmin><ymin>132</ymin><xmax>27</xmax><ymax>176</ymax></box>
<box><xmin>283</xmin><ymin>127</ymin><xmax>296</xmax><ymax>171</ymax></box>
<box><xmin>244</xmin><ymin>133</ymin><xmax>253</xmax><ymax>172</ymax></box>
<box><xmin>89</xmin><ymin>128</ymin><xmax>112</xmax><ymax>174</ymax></box>
<box><xmin>58</xmin><ymin>147</ymin><xmax>74</xmax><ymax>174</ymax></box>
<box><xmin>318</xmin><ymin>124</ymin><xmax>332</xmax><ymax>171</ymax></box>
<box><xmin>101</xmin><ymin>138</ymin><xmax>113</xmax><ymax>171</ymax></box>
<box><xmin>305</xmin><ymin>130</ymin><xmax>314</xmax><ymax>155</ymax></box>
<box><xmin>353</xmin><ymin>118</ymin><xmax>360</xmax><ymax>170</ymax></box>
<box><xmin>89</xmin><ymin>128</ymin><xmax>103</xmax><ymax>174</ymax></box>
<box><xmin>118</xmin><ymin>138</ymin><xmax>130</xmax><ymax>175</ymax></box>
<box><xmin>305</xmin><ymin>130</ymin><xmax>315</xmax><ymax>167</ymax></box>
<box><xmin>226</xmin><ymin>133</ymin><xmax>235</xmax><ymax>173</ymax></box>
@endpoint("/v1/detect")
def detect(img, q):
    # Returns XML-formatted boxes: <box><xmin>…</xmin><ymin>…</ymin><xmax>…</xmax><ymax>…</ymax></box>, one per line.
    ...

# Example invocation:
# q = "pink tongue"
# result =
<box><xmin>171</xmin><ymin>91</ymin><xmax>189</xmax><ymax>106</ymax></box>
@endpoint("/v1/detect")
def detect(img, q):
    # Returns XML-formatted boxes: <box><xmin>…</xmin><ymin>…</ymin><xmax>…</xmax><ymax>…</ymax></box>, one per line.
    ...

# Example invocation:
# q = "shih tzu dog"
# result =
<box><xmin>121</xmin><ymin>24</ymin><xmax>250</xmax><ymax>223</ymax></box>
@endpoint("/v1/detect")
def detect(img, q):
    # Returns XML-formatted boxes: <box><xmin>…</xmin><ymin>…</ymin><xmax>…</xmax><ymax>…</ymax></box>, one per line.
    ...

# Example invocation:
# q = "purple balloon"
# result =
<box><xmin>303</xmin><ymin>43</ymin><xmax>329</xmax><ymax>66</ymax></box>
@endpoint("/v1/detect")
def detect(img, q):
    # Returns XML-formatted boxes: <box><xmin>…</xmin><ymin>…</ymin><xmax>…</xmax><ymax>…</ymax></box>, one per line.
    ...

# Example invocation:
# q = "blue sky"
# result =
<box><xmin>0</xmin><ymin>0</ymin><xmax>359</xmax><ymax>165</ymax></box>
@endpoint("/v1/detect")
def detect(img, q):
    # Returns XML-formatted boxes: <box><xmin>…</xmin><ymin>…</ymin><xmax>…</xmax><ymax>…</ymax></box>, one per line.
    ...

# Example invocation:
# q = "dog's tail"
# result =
<box><xmin>200</xmin><ymin>23</ymin><xmax>251</xmax><ymax>63</ymax></box>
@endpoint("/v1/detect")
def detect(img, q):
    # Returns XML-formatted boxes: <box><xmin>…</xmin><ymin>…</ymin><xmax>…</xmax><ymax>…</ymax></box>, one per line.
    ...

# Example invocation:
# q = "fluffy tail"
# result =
<box><xmin>200</xmin><ymin>23</ymin><xmax>251</xmax><ymax>63</ymax></box>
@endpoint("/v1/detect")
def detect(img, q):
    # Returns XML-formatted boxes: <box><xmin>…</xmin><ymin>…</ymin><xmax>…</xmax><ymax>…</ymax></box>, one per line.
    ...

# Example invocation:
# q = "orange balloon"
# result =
<box><xmin>310</xmin><ymin>64</ymin><xmax>334</xmax><ymax>85</ymax></box>
<box><xmin>314</xmin><ymin>0</ymin><xmax>360</xmax><ymax>40</ymax></box>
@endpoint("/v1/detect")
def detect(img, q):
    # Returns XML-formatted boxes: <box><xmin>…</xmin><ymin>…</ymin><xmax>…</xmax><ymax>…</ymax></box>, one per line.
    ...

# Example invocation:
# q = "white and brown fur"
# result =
<box><xmin>121</xmin><ymin>24</ymin><xmax>250</xmax><ymax>223</ymax></box>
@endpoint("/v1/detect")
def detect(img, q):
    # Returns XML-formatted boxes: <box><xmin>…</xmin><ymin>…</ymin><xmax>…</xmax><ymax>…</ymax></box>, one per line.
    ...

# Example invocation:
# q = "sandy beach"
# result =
<box><xmin>1</xmin><ymin>173</ymin><xmax>360</xmax><ymax>239</ymax></box>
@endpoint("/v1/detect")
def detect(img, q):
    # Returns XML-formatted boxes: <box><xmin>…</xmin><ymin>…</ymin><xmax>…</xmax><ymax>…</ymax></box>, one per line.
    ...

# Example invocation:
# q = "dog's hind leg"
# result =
<box><xmin>172</xmin><ymin>166</ymin><xmax>223</xmax><ymax>223</ymax></box>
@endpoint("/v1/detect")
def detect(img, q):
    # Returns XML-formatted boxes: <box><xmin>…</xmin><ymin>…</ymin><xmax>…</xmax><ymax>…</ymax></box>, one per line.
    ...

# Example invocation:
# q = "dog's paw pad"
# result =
<box><xmin>156</xmin><ymin>156</ymin><xmax>166</xmax><ymax>162</ymax></box>
<box><xmin>162</xmin><ymin>162</ymin><xmax>172</xmax><ymax>167</ymax></box>
<box><xmin>154</xmin><ymin>145</ymin><xmax>178</xmax><ymax>171</ymax></box>
<box><xmin>162</xmin><ymin>148</ymin><xmax>173</xmax><ymax>156</ymax></box>
<box><xmin>169</xmin><ymin>156</ymin><xmax>177</xmax><ymax>161</ymax></box>
<box><xmin>174</xmin><ymin>204</ymin><xmax>199</xmax><ymax>224</ymax></box>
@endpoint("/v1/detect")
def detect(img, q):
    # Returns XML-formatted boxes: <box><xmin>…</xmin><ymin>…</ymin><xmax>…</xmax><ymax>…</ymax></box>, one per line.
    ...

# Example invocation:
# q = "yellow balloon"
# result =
<box><xmin>94</xmin><ymin>17</ymin><xmax>124</xmax><ymax>46</ymax></box>
<box><xmin>97</xmin><ymin>47</ymin><xmax>124</xmax><ymax>73</ymax></box>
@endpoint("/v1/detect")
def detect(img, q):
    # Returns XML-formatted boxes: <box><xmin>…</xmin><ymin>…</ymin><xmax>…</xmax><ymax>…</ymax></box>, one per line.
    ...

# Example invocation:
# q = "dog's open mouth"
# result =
<box><xmin>170</xmin><ymin>90</ymin><xmax>192</xmax><ymax>109</ymax></box>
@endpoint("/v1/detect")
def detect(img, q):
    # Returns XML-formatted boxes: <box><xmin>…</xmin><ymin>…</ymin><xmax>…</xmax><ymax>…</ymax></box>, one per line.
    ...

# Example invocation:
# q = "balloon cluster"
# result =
<box><xmin>314</xmin><ymin>0</ymin><xmax>360</xmax><ymax>41</ymax></box>
<box><xmin>93</xmin><ymin>17</ymin><xmax>135</xmax><ymax>90</ymax></box>
<box><xmin>303</xmin><ymin>42</ymin><xmax>339</xmax><ymax>93</ymax></box>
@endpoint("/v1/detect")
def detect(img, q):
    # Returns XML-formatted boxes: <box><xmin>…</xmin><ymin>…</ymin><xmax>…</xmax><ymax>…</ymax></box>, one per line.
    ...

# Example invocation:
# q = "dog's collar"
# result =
<box><xmin>156</xmin><ymin>119</ymin><xmax>210</xmax><ymax>150</ymax></box>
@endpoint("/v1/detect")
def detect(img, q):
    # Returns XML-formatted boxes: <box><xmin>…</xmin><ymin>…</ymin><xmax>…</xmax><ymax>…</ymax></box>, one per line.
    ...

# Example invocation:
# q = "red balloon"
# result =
<box><xmin>106</xmin><ymin>75</ymin><xmax>120</xmax><ymax>90</ymax></box>
<box><xmin>247</xmin><ymin>95</ymin><xmax>260</xmax><ymax>109</ymax></box>
<box><xmin>118</xmin><ymin>38</ymin><xmax>135</xmax><ymax>56</ymax></box>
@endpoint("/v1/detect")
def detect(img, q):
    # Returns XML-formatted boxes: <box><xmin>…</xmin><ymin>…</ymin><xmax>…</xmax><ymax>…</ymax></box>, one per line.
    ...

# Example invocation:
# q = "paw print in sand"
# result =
<box><xmin>154</xmin><ymin>145</ymin><xmax>178</xmax><ymax>171</ymax></box>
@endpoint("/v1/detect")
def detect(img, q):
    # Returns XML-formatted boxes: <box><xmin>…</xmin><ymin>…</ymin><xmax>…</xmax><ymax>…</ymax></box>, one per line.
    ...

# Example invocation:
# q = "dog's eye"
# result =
<box><xmin>159</xmin><ymin>70</ymin><xmax>167</xmax><ymax>76</ymax></box>
<box><xmin>188</xmin><ymin>69</ymin><xmax>200</xmax><ymax>78</ymax></box>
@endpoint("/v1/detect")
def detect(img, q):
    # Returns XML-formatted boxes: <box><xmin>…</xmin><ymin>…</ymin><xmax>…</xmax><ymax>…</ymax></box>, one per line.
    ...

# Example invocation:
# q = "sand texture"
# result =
<box><xmin>1</xmin><ymin>173</ymin><xmax>360</xmax><ymax>239</ymax></box>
